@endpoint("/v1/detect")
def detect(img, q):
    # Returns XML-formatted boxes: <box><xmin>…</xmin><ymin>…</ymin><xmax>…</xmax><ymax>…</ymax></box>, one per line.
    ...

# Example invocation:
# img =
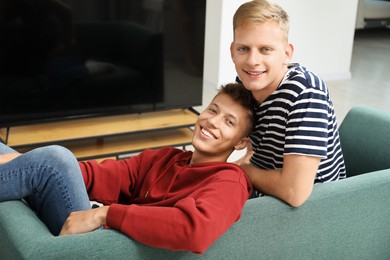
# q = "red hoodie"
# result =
<box><xmin>79</xmin><ymin>147</ymin><xmax>252</xmax><ymax>254</ymax></box>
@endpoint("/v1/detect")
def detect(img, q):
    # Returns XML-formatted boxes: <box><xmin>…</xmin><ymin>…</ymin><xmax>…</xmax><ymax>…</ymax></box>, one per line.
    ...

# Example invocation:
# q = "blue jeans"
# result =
<box><xmin>0</xmin><ymin>143</ymin><xmax>91</xmax><ymax>235</ymax></box>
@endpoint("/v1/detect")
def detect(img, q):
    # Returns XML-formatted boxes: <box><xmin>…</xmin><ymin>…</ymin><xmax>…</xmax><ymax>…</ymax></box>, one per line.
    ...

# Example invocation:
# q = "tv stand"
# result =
<box><xmin>0</xmin><ymin>109</ymin><xmax>198</xmax><ymax>161</ymax></box>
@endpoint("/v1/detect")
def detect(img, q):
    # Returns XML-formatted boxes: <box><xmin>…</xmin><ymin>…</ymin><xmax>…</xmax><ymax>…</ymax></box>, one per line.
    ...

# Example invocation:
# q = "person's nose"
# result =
<box><xmin>207</xmin><ymin>114</ymin><xmax>222</xmax><ymax>128</ymax></box>
<box><xmin>246</xmin><ymin>49</ymin><xmax>261</xmax><ymax>66</ymax></box>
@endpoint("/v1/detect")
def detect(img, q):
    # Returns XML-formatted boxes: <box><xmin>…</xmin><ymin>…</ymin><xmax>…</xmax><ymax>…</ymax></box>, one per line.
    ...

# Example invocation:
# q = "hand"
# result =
<box><xmin>234</xmin><ymin>144</ymin><xmax>254</xmax><ymax>166</ymax></box>
<box><xmin>59</xmin><ymin>206</ymin><xmax>109</xmax><ymax>236</ymax></box>
<box><xmin>0</xmin><ymin>153</ymin><xmax>21</xmax><ymax>166</ymax></box>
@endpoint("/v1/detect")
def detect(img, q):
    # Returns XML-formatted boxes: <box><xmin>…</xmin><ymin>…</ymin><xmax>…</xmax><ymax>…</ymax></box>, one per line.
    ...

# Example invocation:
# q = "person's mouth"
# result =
<box><xmin>201</xmin><ymin>127</ymin><xmax>217</xmax><ymax>139</ymax></box>
<box><xmin>245</xmin><ymin>70</ymin><xmax>265</xmax><ymax>77</ymax></box>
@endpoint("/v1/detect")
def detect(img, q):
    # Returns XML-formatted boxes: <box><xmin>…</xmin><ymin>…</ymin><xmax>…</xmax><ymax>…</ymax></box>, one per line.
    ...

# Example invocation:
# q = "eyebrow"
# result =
<box><xmin>210</xmin><ymin>102</ymin><xmax>239</xmax><ymax>122</ymax></box>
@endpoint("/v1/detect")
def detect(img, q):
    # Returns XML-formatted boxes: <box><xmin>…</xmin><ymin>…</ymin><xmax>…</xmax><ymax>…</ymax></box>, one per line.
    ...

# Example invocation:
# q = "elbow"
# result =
<box><xmin>281</xmin><ymin>177</ymin><xmax>315</xmax><ymax>207</ymax></box>
<box><xmin>183</xmin><ymin>231</ymin><xmax>213</xmax><ymax>254</ymax></box>
<box><xmin>190</xmin><ymin>244</ymin><xmax>210</xmax><ymax>255</ymax></box>
<box><xmin>283</xmin><ymin>188</ymin><xmax>312</xmax><ymax>208</ymax></box>
<box><xmin>177</xmin><ymin>238</ymin><xmax>210</xmax><ymax>254</ymax></box>
<box><xmin>286</xmin><ymin>196</ymin><xmax>307</xmax><ymax>208</ymax></box>
<box><xmin>179</xmin><ymin>224</ymin><xmax>217</xmax><ymax>254</ymax></box>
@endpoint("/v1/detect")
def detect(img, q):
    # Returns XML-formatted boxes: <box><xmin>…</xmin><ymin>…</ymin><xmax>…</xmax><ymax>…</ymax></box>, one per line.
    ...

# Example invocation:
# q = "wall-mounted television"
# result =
<box><xmin>0</xmin><ymin>0</ymin><xmax>205</xmax><ymax>127</ymax></box>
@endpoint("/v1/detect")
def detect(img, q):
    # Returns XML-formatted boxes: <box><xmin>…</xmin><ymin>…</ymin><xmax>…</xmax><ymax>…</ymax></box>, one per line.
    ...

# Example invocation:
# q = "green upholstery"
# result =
<box><xmin>1</xmin><ymin>106</ymin><xmax>390</xmax><ymax>259</ymax></box>
<box><xmin>339</xmin><ymin>106</ymin><xmax>390</xmax><ymax>177</ymax></box>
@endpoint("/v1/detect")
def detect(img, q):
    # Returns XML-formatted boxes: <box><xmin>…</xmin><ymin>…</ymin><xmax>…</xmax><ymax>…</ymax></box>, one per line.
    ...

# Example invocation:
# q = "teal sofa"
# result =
<box><xmin>1</xmin><ymin>106</ymin><xmax>390</xmax><ymax>260</ymax></box>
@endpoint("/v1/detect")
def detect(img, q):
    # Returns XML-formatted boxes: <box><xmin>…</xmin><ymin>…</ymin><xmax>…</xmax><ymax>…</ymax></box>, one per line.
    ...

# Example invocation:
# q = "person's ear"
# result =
<box><xmin>234</xmin><ymin>137</ymin><xmax>250</xmax><ymax>150</ymax></box>
<box><xmin>283</xmin><ymin>43</ymin><xmax>294</xmax><ymax>65</ymax></box>
<box><xmin>230</xmin><ymin>42</ymin><xmax>235</xmax><ymax>61</ymax></box>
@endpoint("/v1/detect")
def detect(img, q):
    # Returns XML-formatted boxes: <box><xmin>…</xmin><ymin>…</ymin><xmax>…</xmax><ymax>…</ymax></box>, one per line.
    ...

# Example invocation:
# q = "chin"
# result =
<box><xmin>191</xmin><ymin>139</ymin><xmax>211</xmax><ymax>153</ymax></box>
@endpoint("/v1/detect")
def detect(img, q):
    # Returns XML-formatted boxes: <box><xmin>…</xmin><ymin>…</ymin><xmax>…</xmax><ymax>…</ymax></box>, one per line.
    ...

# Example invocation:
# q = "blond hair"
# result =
<box><xmin>233</xmin><ymin>0</ymin><xmax>290</xmax><ymax>42</ymax></box>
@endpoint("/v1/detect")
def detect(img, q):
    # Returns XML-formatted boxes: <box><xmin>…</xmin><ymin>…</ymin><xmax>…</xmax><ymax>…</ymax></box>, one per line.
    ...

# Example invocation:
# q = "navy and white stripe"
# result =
<box><xmin>250</xmin><ymin>63</ymin><xmax>346</xmax><ymax>183</ymax></box>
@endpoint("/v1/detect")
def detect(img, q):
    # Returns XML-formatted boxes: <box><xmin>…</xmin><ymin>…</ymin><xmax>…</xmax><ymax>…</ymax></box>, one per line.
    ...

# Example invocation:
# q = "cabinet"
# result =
<box><xmin>0</xmin><ymin>109</ymin><xmax>198</xmax><ymax>160</ymax></box>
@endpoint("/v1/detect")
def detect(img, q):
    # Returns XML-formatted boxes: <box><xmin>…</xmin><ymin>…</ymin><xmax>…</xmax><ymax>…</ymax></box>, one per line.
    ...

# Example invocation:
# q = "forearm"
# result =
<box><xmin>107</xmin><ymin>203</ymin><xmax>231</xmax><ymax>253</ymax></box>
<box><xmin>107</xmin><ymin>184</ymin><xmax>248</xmax><ymax>254</ymax></box>
<box><xmin>241</xmin><ymin>154</ymin><xmax>319</xmax><ymax>207</ymax></box>
<box><xmin>242</xmin><ymin>163</ymin><xmax>297</xmax><ymax>204</ymax></box>
<box><xmin>79</xmin><ymin>159</ymin><xmax>135</xmax><ymax>205</ymax></box>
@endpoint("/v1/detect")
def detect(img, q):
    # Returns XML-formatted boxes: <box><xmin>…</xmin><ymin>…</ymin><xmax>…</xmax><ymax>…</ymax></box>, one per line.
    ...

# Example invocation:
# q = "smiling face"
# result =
<box><xmin>230</xmin><ymin>20</ymin><xmax>293</xmax><ymax>103</ymax></box>
<box><xmin>191</xmin><ymin>93</ymin><xmax>251</xmax><ymax>164</ymax></box>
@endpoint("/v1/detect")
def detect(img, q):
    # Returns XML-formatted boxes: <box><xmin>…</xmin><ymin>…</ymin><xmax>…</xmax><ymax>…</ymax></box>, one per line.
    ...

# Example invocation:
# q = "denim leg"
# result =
<box><xmin>0</xmin><ymin>144</ymin><xmax>91</xmax><ymax>235</ymax></box>
<box><xmin>0</xmin><ymin>142</ymin><xmax>17</xmax><ymax>153</ymax></box>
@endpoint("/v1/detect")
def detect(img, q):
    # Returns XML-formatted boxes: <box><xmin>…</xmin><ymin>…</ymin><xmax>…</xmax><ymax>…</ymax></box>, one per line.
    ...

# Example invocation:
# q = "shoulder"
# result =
<box><xmin>276</xmin><ymin>63</ymin><xmax>331</xmax><ymax>108</ymax></box>
<box><xmin>204</xmin><ymin>162</ymin><xmax>251</xmax><ymax>188</ymax></box>
<box><xmin>284</xmin><ymin>63</ymin><xmax>328</xmax><ymax>93</ymax></box>
<box><xmin>263</xmin><ymin>64</ymin><xmax>328</xmax><ymax>112</ymax></box>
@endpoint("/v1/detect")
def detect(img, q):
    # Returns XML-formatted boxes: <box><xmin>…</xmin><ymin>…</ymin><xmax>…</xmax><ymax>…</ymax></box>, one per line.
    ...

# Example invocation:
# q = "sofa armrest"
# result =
<box><xmin>339</xmin><ymin>106</ymin><xmax>390</xmax><ymax>177</ymax></box>
<box><xmin>0</xmin><ymin>200</ymin><xmax>177</xmax><ymax>259</ymax></box>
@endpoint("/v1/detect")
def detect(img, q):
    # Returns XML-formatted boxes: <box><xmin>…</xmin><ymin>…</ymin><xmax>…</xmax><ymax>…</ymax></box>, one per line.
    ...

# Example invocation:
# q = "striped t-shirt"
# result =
<box><xmin>249</xmin><ymin>63</ymin><xmax>346</xmax><ymax>184</ymax></box>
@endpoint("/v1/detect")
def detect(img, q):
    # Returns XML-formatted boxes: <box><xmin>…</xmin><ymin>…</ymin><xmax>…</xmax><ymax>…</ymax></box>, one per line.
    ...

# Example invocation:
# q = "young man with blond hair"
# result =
<box><xmin>231</xmin><ymin>0</ymin><xmax>346</xmax><ymax>207</ymax></box>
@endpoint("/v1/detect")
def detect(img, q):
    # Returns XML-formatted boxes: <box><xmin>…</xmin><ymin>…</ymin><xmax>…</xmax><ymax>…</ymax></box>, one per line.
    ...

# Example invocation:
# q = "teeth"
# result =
<box><xmin>201</xmin><ymin>128</ymin><xmax>216</xmax><ymax>139</ymax></box>
<box><xmin>248</xmin><ymin>71</ymin><xmax>263</xmax><ymax>75</ymax></box>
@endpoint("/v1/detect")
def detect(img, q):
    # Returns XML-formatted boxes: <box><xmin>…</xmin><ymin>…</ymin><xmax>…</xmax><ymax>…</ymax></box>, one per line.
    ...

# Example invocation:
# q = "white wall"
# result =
<box><xmin>278</xmin><ymin>0</ymin><xmax>358</xmax><ymax>80</ymax></box>
<box><xmin>203</xmin><ymin>0</ymin><xmax>358</xmax><ymax>95</ymax></box>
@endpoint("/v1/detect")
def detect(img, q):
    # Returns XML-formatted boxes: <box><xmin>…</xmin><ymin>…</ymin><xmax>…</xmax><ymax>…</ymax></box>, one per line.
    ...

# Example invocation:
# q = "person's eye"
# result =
<box><xmin>261</xmin><ymin>47</ymin><xmax>272</xmax><ymax>53</ymax></box>
<box><xmin>237</xmin><ymin>47</ymin><xmax>248</xmax><ymax>52</ymax></box>
<box><xmin>226</xmin><ymin>119</ymin><xmax>235</xmax><ymax>127</ymax></box>
<box><xmin>208</xmin><ymin>107</ymin><xmax>217</xmax><ymax>114</ymax></box>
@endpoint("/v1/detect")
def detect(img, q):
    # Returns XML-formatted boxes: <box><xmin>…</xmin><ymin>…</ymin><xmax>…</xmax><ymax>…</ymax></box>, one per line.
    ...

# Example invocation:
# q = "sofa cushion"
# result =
<box><xmin>339</xmin><ymin>106</ymin><xmax>390</xmax><ymax>177</ymax></box>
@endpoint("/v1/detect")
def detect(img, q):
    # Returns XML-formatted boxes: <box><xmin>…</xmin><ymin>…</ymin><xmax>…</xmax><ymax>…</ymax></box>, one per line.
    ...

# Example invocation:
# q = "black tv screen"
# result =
<box><xmin>0</xmin><ymin>0</ymin><xmax>205</xmax><ymax>127</ymax></box>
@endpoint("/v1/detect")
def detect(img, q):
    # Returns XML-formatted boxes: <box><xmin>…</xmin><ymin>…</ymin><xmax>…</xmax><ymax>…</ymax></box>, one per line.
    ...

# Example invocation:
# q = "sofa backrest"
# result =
<box><xmin>339</xmin><ymin>106</ymin><xmax>390</xmax><ymax>177</ymax></box>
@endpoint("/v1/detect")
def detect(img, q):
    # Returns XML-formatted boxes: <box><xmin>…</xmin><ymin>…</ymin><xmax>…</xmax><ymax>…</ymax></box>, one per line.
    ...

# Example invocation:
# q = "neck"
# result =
<box><xmin>190</xmin><ymin>150</ymin><xmax>231</xmax><ymax>165</ymax></box>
